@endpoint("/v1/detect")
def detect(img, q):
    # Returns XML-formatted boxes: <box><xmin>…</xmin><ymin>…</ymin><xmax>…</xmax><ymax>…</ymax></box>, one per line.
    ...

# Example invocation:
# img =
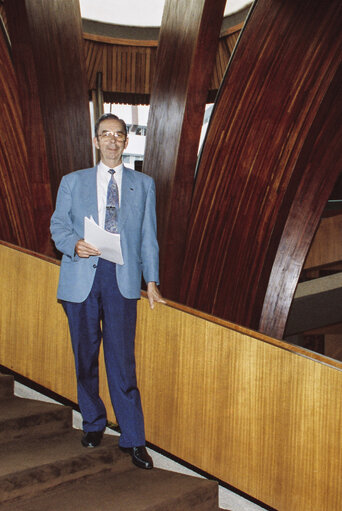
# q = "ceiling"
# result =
<box><xmin>79</xmin><ymin>0</ymin><xmax>252</xmax><ymax>27</ymax></box>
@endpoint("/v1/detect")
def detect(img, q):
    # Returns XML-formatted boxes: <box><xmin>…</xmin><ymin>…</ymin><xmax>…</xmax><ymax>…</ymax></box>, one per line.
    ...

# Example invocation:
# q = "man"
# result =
<box><xmin>50</xmin><ymin>113</ymin><xmax>164</xmax><ymax>470</ymax></box>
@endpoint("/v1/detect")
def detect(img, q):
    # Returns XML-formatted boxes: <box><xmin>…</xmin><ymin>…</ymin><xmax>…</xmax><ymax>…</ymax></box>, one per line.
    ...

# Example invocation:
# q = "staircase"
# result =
<box><xmin>0</xmin><ymin>373</ymin><xmax>222</xmax><ymax>510</ymax></box>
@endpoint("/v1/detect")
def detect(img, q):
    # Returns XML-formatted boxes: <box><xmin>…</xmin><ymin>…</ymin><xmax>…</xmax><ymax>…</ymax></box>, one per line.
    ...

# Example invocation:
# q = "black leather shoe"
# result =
<box><xmin>81</xmin><ymin>431</ymin><xmax>103</xmax><ymax>448</ymax></box>
<box><xmin>120</xmin><ymin>446</ymin><xmax>153</xmax><ymax>469</ymax></box>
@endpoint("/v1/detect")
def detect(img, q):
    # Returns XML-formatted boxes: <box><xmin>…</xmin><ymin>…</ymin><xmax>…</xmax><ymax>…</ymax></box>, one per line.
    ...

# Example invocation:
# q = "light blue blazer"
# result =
<box><xmin>50</xmin><ymin>165</ymin><xmax>159</xmax><ymax>302</ymax></box>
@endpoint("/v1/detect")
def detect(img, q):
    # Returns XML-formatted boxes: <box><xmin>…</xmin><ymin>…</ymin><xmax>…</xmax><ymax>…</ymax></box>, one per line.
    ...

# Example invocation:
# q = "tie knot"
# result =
<box><xmin>108</xmin><ymin>169</ymin><xmax>115</xmax><ymax>175</ymax></box>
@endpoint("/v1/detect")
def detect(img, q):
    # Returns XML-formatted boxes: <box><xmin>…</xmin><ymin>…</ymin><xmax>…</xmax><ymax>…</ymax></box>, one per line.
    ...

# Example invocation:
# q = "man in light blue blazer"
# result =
<box><xmin>50</xmin><ymin>113</ymin><xmax>164</xmax><ymax>470</ymax></box>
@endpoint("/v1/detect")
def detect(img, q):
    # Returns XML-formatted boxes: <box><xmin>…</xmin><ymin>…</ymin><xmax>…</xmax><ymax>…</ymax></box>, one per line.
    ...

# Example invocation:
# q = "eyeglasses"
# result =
<box><xmin>99</xmin><ymin>131</ymin><xmax>126</xmax><ymax>142</ymax></box>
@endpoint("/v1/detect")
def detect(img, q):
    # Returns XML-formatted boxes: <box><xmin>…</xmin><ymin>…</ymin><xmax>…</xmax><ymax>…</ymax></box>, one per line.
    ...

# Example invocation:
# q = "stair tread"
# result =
<box><xmin>0</xmin><ymin>396</ymin><xmax>69</xmax><ymax>419</ymax></box>
<box><xmin>0</xmin><ymin>380</ymin><xmax>220</xmax><ymax>510</ymax></box>
<box><xmin>0</xmin><ymin>431</ymin><xmax>125</xmax><ymax>477</ymax></box>
<box><xmin>0</xmin><ymin>375</ymin><xmax>14</xmax><ymax>400</ymax></box>
<box><xmin>0</xmin><ymin>466</ymin><xmax>219</xmax><ymax>511</ymax></box>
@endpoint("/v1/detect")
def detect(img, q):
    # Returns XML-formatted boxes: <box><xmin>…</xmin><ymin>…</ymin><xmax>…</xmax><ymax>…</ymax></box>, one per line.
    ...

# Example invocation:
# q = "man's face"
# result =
<box><xmin>94</xmin><ymin>118</ymin><xmax>128</xmax><ymax>167</ymax></box>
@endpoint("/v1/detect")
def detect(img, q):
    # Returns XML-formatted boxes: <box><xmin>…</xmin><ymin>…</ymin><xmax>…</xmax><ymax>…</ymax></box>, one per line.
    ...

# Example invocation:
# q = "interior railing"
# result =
<box><xmin>1</xmin><ymin>241</ymin><xmax>341</xmax><ymax>511</ymax></box>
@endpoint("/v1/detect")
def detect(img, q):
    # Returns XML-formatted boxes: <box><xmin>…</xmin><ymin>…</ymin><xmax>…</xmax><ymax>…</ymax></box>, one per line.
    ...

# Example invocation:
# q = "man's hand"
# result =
<box><xmin>147</xmin><ymin>282</ymin><xmax>166</xmax><ymax>310</ymax></box>
<box><xmin>75</xmin><ymin>239</ymin><xmax>101</xmax><ymax>258</ymax></box>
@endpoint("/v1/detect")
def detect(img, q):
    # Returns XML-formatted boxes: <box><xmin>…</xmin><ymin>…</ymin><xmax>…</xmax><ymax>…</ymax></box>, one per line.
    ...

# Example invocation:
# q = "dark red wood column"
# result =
<box><xmin>179</xmin><ymin>0</ymin><xmax>342</xmax><ymax>338</ymax></box>
<box><xmin>0</xmin><ymin>29</ymin><xmax>38</xmax><ymax>251</ymax></box>
<box><xmin>143</xmin><ymin>0</ymin><xmax>227</xmax><ymax>299</ymax></box>
<box><xmin>5</xmin><ymin>0</ymin><xmax>93</xmax><ymax>209</ymax></box>
<box><xmin>5</xmin><ymin>0</ymin><xmax>53</xmax><ymax>254</ymax></box>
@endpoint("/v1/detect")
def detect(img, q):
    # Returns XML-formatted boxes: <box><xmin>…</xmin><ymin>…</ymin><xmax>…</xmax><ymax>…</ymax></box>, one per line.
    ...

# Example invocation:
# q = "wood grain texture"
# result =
<box><xmin>0</xmin><ymin>3</ymin><xmax>8</xmax><ymax>36</ymax></box>
<box><xmin>179</xmin><ymin>0</ymin><xmax>342</xmax><ymax>338</ymax></box>
<box><xmin>0</xmin><ymin>29</ymin><xmax>38</xmax><ymax>251</ymax></box>
<box><xmin>210</xmin><ymin>27</ymin><xmax>240</xmax><ymax>90</ymax></box>
<box><xmin>304</xmin><ymin>213</ymin><xmax>342</xmax><ymax>270</ymax></box>
<box><xmin>259</xmin><ymin>59</ymin><xmax>342</xmax><ymax>337</ymax></box>
<box><xmin>143</xmin><ymin>0</ymin><xmax>227</xmax><ymax>299</ymax></box>
<box><xmin>5</xmin><ymin>0</ymin><xmax>93</xmax><ymax>204</ymax></box>
<box><xmin>4</xmin><ymin>0</ymin><xmax>54</xmax><ymax>256</ymax></box>
<box><xmin>83</xmin><ymin>28</ymin><xmax>239</xmax><ymax>104</ymax></box>
<box><xmin>1</xmin><ymin>243</ymin><xmax>342</xmax><ymax>511</ymax></box>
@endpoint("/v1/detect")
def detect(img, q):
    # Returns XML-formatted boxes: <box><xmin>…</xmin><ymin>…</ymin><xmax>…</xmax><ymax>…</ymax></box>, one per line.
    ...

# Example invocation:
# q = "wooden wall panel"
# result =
<box><xmin>84</xmin><ymin>37</ymin><xmax>157</xmax><ymax>103</ymax></box>
<box><xmin>0</xmin><ymin>29</ymin><xmax>38</xmax><ymax>251</ymax></box>
<box><xmin>1</xmin><ymin>243</ymin><xmax>342</xmax><ymax>511</ymax></box>
<box><xmin>83</xmin><ymin>28</ymin><xmax>240</xmax><ymax>104</ymax></box>
<box><xmin>304</xmin><ymin>213</ymin><xmax>342</xmax><ymax>270</ymax></box>
<box><xmin>179</xmin><ymin>0</ymin><xmax>342</xmax><ymax>338</ymax></box>
<box><xmin>5</xmin><ymin>0</ymin><xmax>93</xmax><ymax>203</ymax></box>
<box><xmin>210</xmin><ymin>28</ymin><xmax>241</xmax><ymax>90</ymax></box>
<box><xmin>143</xmin><ymin>0</ymin><xmax>227</xmax><ymax>299</ymax></box>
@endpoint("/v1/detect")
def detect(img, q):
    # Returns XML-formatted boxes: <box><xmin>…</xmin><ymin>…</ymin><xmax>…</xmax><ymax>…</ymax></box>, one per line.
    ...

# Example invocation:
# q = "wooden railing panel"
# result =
<box><xmin>1</xmin><ymin>243</ymin><xmax>342</xmax><ymax>510</ymax></box>
<box><xmin>179</xmin><ymin>0</ymin><xmax>342</xmax><ymax>338</ymax></box>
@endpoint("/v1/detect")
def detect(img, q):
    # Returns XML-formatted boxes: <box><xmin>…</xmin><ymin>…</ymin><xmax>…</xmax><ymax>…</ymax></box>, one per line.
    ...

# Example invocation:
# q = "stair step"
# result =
<box><xmin>0</xmin><ymin>378</ymin><xmax>222</xmax><ymax>510</ymax></box>
<box><xmin>0</xmin><ymin>466</ymin><xmax>219</xmax><ymax>511</ymax></box>
<box><xmin>0</xmin><ymin>374</ymin><xmax>14</xmax><ymax>400</ymax></box>
<box><xmin>0</xmin><ymin>432</ymin><xmax>131</xmax><ymax>503</ymax></box>
<box><xmin>0</xmin><ymin>397</ymin><xmax>72</xmax><ymax>443</ymax></box>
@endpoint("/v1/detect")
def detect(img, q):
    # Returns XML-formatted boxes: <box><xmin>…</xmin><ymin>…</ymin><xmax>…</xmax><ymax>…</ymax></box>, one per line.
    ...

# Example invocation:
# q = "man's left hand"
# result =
<box><xmin>147</xmin><ymin>282</ymin><xmax>166</xmax><ymax>310</ymax></box>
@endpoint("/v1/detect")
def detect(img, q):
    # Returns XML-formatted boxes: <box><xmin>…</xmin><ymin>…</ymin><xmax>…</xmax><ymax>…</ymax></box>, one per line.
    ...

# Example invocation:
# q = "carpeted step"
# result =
<box><xmin>0</xmin><ymin>431</ymin><xmax>131</xmax><ymax>503</ymax></box>
<box><xmin>0</xmin><ymin>374</ymin><xmax>14</xmax><ymax>400</ymax></box>
<box><xmin>0</xmin><ymin>465</ymin><xmax>220</xmax><ymax>511</ymax></box>
<box><xmin>0</xmin><ymin>377</ymin><xmax>222</xmax><ymax>510</ymax></box>
<box><xmin>0</xmin><ymin>396</ymin><xmax>72</xmax><ymax>444</ymax></box>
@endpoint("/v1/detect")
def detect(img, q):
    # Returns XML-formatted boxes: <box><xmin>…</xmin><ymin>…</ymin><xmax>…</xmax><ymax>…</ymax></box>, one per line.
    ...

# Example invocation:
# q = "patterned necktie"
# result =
<box><xmin>105</xmin><ymin>169</ymin><xmax>119</xmax><ymax>233</ymax></box>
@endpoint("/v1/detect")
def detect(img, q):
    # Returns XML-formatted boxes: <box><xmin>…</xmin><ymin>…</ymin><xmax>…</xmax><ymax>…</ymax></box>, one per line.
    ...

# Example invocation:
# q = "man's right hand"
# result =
<box><xmin>75</xmin><ymin>239</ymin><xmax>101</xmax><ymax>258</ymax></box>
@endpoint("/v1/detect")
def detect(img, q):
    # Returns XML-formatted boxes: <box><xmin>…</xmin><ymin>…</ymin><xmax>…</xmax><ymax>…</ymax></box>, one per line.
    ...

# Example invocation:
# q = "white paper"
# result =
<box><xmin>84</xmin><ymin>216</ymin><xmax>124</xmax><ymax>265</ymax></box>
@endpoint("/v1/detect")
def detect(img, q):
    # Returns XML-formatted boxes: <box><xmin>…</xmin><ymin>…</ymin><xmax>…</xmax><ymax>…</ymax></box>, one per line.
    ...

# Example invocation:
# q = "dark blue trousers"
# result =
<box><xmin>62</xmin><ymin>258</ymin><xmax>146</xmax><ymax>447</ymax></box>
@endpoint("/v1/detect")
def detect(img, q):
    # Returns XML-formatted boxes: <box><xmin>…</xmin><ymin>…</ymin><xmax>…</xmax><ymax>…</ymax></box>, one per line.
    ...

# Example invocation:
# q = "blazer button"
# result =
<box><xmin>93</xmin><ymin>264</ymin><xmax>97</xmax><ymax>269</ymax></box>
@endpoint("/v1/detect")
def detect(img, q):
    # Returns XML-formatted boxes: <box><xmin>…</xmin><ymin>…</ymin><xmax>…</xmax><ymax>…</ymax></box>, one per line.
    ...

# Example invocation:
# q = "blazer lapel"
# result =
<box><xmin>118</xmin><ymin>166</ymin><xmax>135</xmax><ymax>231</ymax></box>
<box><xmin>81</xmin><ymin>167</ymin><xmax>99</xmax><ymax>223</ymax></box>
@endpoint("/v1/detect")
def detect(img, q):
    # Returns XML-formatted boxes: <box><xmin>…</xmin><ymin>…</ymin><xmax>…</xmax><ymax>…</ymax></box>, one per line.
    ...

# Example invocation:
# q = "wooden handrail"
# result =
<box><xmin>2</xmin><ymin>240</ymin><xmax>341</xmax><ymax>370</ymax></box>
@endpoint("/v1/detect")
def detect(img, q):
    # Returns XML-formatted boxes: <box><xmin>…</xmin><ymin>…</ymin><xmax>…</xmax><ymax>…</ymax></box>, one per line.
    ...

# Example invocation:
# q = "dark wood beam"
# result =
<box><xmin>143</xmin><ymin>0</ymin><xmax>227</xmax><ymax>299</ymax></box>
<box><xmin>5</xmin><ymin>0</ymin><xmax>93</xmax><ymax>207</ymax></box>
<box><xmin>0</xmin><ymin>28</ymin><xmax>38</xmax><ymax>251</ymax></box>
<box><xmin>179</xmin><ymin>0</ymin><xmax>342</xmax><ymax>338</ymax></box>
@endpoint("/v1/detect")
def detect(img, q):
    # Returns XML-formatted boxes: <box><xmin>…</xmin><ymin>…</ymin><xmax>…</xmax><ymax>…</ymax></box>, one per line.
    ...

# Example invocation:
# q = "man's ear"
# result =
<box><xmin>93</xmin><ymin>136</ymin><xmax>99</xmax><ymax>149</ymax></box>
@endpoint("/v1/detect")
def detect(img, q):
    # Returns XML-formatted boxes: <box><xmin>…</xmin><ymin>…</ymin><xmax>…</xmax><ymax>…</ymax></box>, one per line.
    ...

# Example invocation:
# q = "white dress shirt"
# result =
<box><xmin>97</xmin><ymin>161</ymin><xmax>123</xmax><ymax>228</ymax></box>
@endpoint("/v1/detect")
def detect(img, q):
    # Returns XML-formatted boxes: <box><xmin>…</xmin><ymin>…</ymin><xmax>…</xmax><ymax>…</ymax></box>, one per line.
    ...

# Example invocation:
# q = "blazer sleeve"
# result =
<box><xmin>140</xmin><ymin>177</ymin><xmax>160</xmax><ymax>285</ymax></box>
<box><xmin>50</xmin><ymin>175</ymin><xmax>80</xmax><ymax>260</ymax></box>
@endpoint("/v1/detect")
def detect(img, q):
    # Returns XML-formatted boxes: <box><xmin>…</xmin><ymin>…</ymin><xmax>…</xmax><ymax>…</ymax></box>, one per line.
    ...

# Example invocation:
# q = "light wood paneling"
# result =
<box><xmin>1</xmin><ymin>243</ymin><xmax>342</xmax><ymax>510</ymax></box>
<box><xmin>304</xmin><ymin>213</ymin><xmax>342</xmax><ymax>270</ymax></box>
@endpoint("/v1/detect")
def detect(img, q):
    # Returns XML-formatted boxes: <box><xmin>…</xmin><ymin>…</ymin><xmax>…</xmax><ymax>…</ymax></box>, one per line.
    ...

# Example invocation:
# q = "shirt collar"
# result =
<box><xmin>98</xmin><ymin>160</ymin><xmax>123</xmax><ymax>177</ymax></box>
